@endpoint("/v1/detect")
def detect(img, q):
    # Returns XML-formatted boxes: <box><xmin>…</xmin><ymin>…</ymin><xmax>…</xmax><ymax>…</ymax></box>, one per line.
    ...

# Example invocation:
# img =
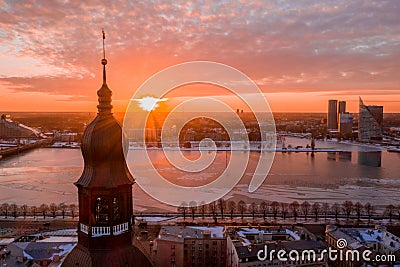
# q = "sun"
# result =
<box><xmin>132</xmin><ymin>96</ymin><xmax>168</xmax><ymax>112</ymax></box>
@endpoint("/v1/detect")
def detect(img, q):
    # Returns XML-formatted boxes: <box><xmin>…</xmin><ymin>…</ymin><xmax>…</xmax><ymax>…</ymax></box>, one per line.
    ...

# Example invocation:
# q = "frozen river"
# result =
<box><xmin>0</xmin><ymin>137</ymin><xmax>399</xmax><ymax>211</ymax></box>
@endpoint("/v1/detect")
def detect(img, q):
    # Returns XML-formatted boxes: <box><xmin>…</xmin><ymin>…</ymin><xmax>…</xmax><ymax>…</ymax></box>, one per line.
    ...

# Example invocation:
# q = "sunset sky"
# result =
<box><xmin>0</xmin><ymin>0</ymin><xmax>399</xmax><ymax>113</ymax></box>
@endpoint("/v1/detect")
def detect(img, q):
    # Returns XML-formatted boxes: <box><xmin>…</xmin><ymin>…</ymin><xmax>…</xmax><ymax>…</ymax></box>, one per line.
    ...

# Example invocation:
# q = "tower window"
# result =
<box><xmin>113</xmin><ymin>196</ymin><xmax>120</xmax><ymax>222</ymax></box>
<box><xmin>95</xmin><ymin>197</ymin><xmax>109</xmax><ymax>224</ymax></box>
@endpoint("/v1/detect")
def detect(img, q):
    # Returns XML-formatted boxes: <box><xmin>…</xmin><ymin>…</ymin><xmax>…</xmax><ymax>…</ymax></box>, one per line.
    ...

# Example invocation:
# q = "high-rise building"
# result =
<box><xmin>338</xmin><ymin>101</ymin><xmax>346</xmax><ymax>114</ymax></box>
<box><xmin>358</xmin><ymin>97</ymin><xmax>383</xmax><ymax>142</ymax></box>
<box><xmin>62</xmin><ymin>33</ymin><xmax>152</xmax><ymax>267</ymax></box>
<box><xmin>338</xmin><ymin>113</ymin><xmax>353</xmax><ymax>138</ymax></box>
<box><xmin>327</xmin><ymin>100</ymin><xmax>338</xmax><ymax>130</ymax></box>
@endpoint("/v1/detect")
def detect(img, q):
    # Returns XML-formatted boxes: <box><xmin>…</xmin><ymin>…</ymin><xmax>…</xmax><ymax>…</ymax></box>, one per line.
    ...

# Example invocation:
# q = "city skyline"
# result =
<box><xmin>0</xmin><ymin>1</ymin><xmax>399</xmax><ymax>113</ymax></box>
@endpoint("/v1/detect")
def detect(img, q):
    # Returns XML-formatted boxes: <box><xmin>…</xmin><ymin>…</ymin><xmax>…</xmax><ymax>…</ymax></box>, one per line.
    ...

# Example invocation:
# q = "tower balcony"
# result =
<box><xmin>80</xmin><ymin>222</ymin><xmax>129</xmax><ymax>237</ymax></box>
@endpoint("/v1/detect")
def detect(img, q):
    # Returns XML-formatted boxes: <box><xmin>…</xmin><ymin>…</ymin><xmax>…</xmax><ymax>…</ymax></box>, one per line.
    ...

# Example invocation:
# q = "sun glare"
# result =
<box><xmin>133</xmin><ymin>96</ymin><xmax>168</xmax><ymax>111</ymax></box>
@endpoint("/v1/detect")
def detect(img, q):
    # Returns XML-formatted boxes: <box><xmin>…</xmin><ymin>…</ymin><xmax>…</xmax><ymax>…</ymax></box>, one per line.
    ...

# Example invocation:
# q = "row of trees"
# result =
<box><xmin>178</xmin><ymin>200</ymin><xmax>400</xmax><ymax>223</ymax></box>
<box><xmin>0</xmin><ymin>203</ymin><xmax>77</xmax><ymax>219</ymax></box>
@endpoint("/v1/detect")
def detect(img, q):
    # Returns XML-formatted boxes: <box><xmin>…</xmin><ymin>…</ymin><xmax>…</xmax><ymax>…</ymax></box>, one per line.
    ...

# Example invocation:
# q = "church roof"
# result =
<box><xmin>61</xmin><ymin>244</ymin><xmax>152</xmax><ymax>267</ymax></box>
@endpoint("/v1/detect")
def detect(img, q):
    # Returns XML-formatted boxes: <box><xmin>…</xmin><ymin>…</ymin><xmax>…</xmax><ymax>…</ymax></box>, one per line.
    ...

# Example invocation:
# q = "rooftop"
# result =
<box><xmin>157</xmin><ymin>226</ymin><xmax>225</xmax><ymax>243</ymax></box>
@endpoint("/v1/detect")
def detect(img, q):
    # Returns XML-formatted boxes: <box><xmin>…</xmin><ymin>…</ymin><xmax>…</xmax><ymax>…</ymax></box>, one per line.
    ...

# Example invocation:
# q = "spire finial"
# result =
<box><xmin>101</xmin><ymin>29</ymin><xmax>107</xmax><ymax>84</ymax></box>
<box><xmin>97</xmin><ymin>28</ymin><xmax>112</xmax><ymax>114</ymax></box>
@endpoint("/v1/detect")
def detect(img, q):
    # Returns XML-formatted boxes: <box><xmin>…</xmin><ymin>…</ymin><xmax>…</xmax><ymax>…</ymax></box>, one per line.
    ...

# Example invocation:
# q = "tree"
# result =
<box><xmin>289</xmin><ymin>201</ymin><xmax>299</xmax><ymax>221</ymax></box>
<box><xmin>50</xmin><ymin>203</ymin><xmax>58</xmax><ymax>218</ymax></box>
<box><xmin>9</xmin><ymin>203</ymin><xmax>18</xmax><ymax>219</ymax></box>
<box><xmin>312</xmin><ymin>202</ymin><xmax>321</xmax><ymax>221</ymax></box>
<box><xmin>199</xmin><ymin>202</ymin><xmax>206</xmax><ymax>219</ymax></box>
<box><xmin>189</xmin><ymin>201</ymin><xmax>197</xmax><ymax>220</ymax></box>
<box><xmin>217</xmin><ymin>199</ymin><xmax>226</xmax><ymax>220</ymax></box>
<box><xmin>332</xmin><ymin>203</ymin><xmax>341</xmax><ymax>221</ymax></box>
<box><xmin>249</xmin><ymin>202</ymin><xmax>258</xmax><ymax>220</ymax></box>
<box><xmin>342</xmin><ymin>201</ymin><xmax>353</xmax><ymax>221</ymax></box>
<box><xmin>259</xmin><ymin>201</ymin><xmax>268</xmax><ymax>220</ymax></box>
<box><xmin>322</xmin><ymin>203</ymin><xmax>330</xmax><ymax>221</ymax></box>
<box><xmin>1</xmin><ymin>203</ymin><xmax>9</xmax><ymax>218</ymax></box>
<box><xmin>301</xmin><ymin>201</ymin><xmax>311</xmax><ymax>221</ymax></box>
<box><xmin>208</xmin><ymin>201</ymin><xmax>217</xmax><ymax>219</ymax></box>
<box><xmin>364</xmin><ymin>203</ymin><xmax>374</xmax><ymax>224</ymax></box>
<box><xmin>271</xmin><ymin>201</ymin><xmax>279</xmax><ymax>220</ymax></box>
<box><xmin>354</xmin><ymin>202</ymin><xmax>363</xmax><ymax>222</ymax></box>
<box><xmin>238</xmin><ymin>200</ymin><xmax>246</xmax><ymax>219</ymax></box>
<box><xmin>59</xmin><ymin>203</ymin><xmax>67</xmax><ymax>219</ymax></box>
<box><xmin>397</xmin><ymin>205</ymin><xmax>400</xmax><ymax>221</ymax></box>
<box><xmin>178</xmin><ymin>202</ymin><xmax>188</xmax><ymax>221</ymax></box>
<box><xmin>21</xmin><ymin>204</ymin><xmax>28</xmax><ymax>219</ymax></box>
<box><xmin>280</xmin><ymin>203</ymin><xmax>288</xmax><ymax>221</ymax></box>
<box><xmin>385</xmin><ymin>204</ymin><xmax>396</xmax><ymax>222</ymax></box>
<box><xmin>228</xmin><ymin>201</ymin><xmax>236</xmax><ymax>220</ymax></box>
<box><xmin>31</xmin><ymin>205</ymin><xmax>37</xmax><ymax>219</ymax></box>
<box><xmin>69</xmin><ymin>204</ymin><xmax>77</xmax><ymax>219</ymax></box>
<box><xmin>40</xmin><ymin>204</ymin><xmax>49</xmax><ymax>219</ymax></box>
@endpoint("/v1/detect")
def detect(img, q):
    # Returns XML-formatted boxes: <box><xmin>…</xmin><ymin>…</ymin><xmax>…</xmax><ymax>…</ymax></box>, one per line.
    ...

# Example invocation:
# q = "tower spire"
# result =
<box><xmin>101</xmin><ymin>28</ymin><xmax>107</xmax><ymax>84</ymax></box>
<box><xmin>97</xmin><ymin>29</ymin><xmax>112</xmax><ymax>114</ymax></box>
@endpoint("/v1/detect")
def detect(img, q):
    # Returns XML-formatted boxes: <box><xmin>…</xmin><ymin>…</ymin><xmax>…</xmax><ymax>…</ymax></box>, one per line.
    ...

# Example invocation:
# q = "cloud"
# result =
<box><xmin>0</xmin><ymin>0</ymin><xmax>399</xmax><ymax>110</ymax></box>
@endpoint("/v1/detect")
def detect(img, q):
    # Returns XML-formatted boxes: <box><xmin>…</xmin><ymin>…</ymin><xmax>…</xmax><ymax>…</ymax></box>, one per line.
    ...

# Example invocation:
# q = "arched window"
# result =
<box><xmin>95</xmin><ymin>197</ymin><xmax>109</xmax><ymax>224</ymax></box>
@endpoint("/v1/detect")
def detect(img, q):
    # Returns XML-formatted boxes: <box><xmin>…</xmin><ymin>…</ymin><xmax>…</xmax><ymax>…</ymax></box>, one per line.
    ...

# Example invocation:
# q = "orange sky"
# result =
<box><xmin>0</xmin><ymin>1</ymin><xmax>399</xmax><ymax>113</ymax></box>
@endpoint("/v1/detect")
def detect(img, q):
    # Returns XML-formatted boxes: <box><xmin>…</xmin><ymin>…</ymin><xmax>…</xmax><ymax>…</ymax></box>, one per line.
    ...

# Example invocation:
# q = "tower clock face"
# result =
<box><xmin>95</xmin><ymin>197</ymin><xmax>109</xmax><ymax>224</ymax></box>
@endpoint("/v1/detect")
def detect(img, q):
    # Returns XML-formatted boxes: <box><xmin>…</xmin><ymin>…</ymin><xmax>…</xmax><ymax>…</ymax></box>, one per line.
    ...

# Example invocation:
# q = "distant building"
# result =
<box><xmin>358</xmin><ymin>97</ymin><xmax>383</xmax><ymax>142</ymax></box>
<box><xmin>338</xmin><ymin>113</ymin><xmax>353</xmax><ymax>138</ymax></box>
<box><xmin>326</xmin><ymin>225</ymin><xmax>400</xmax><ymax>267</ymax></box>
<box><xmin>327</xmin><ymin>100</ymin><xmax>338</xmax><ymax>130</ymax></box>
<box><xmin>338</xmin><ymin>101</ymin><xmax>346</xmax><ymax>114</ymax></box>
<box><xmin>0</xmin><ymin>114</ymin><xmax>43</xmax><ymax>139</ymax></box>
<box><xmin>154</xmin><ymin>226</ymin><xmax>227</xmax><ymax>267</ymax></box>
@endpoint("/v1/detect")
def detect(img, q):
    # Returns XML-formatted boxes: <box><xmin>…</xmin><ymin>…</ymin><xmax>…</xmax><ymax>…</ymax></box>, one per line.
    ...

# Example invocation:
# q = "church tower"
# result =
<box><xmin>62</xmin><ymin>30</ymin><xmax>152</xmax><ymax>267</ymax></box>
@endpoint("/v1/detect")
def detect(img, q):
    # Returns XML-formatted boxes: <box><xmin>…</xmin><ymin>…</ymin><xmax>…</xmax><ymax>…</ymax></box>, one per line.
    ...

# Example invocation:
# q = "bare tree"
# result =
<box><xmin>218</xmin><ymin>199</ymin><xmax>226</xmax><ymax>220</ymax></box>
<box><xmin>238</xmin><ymin>200</ymin><xmax>246</xmax><ymax>219</ymax></box>
<box><xmin>249</xmin><ymin>202</ymin><xmax>258</xmax><ymax>220</ymax></box>
<box><xmin>385</xmin><ymin>204</ymin><xmax>396</xmax><ymax>222</ymax></box>
<box><xmin>40</xmin><ymin>204</ymin><xmax>49</xmax><ymax>219</ymax></box>
<box><xmin>354</xmin><ymin>202</ymin><xmax>363</xmax><ymax>222</ymax></box>
<box><xmin>228</xmin><ymin>201</ymin><xmax>236</xmax><ymax>220</ymax></box>
<box><xmin>1</xmin><ymin>203</ymin><xmax>9</xmax><ymax>218</ymax></box>
<box><xmin>189</xmin><ymin>201</ymin><xmax>197</xmax><ymax>220</ymax></box>
<box><xmin>69</xmin><ymin>204</ymin><xmax>77</xmax><ymax>219</ymax></box>
<box><xmin>312</xmin><ymin>202</ymin><xmax>321</xmax><ymax>221</ymax></box>
<box><xmin>21</xmin><ymin>204</ymin><xmax>28</xmax><ymax>219</ymax></box>
<box><xmin>59</xmin><ymin>203</ymin><xmax>67</xmax><ymax>219</ymax></box>
<box><xmin>342</xmin><ymin>201</ymin><xmax>353</xmax><ymax>221</ymax></box>
<box><xmin>189</xmin><ymin>201</ymin><xmax>197</xmax><ymax>221</ymax></box>
<box><xmin>332</xmin><ymin>203</ymin><xmax>341</xmax><ymax>221</ymax></box>
<box><xmin>322</xmin><ymin>203</ymin><xmax>330</xmax><ymax>221</ymax></box>
<box><xmin>280</xmin><ymin>203</ymin><xmax>288</xmax><ymax>221</ymax></box>
<box><xmin>289</xmin><ymin>201</ymin><xmax>299</xmax><ymax>221</ymax></box>
<box><xmin>301</xmin><ymin>201</ymin><xmax>311</xmax><ymax>221</ymax></box>
<box><xmin>271</xmin><ymin>201</ymin><xmax>279</xmax><ymax>220</ymax></box>
<box><xmin>397</xmin><ymin>205</ymin><xmax>400</xmax><ymax>221</ymax></box>
<box><xmin>259</xmin><ymin>201</ymin><xmax>268</xmax><ymax>220</ymax></box>
<box><xmin>199</xmin><ymin>202</ymin><xmax>206</xmax><ymax>219</ymax></box>
<box><xmin>50</xmin><ymin>203</ymin><xmax>58</xmax><ymax>218</ymax></box>
<box><xmin>178</xmin><ymin>202</ymin><xmax>188</xmax><ymax>221</ymax></box>
<box><xmin>208</xmin><ymin>201</ymin><xmax>217</xmax><ymax>219</ymax></box>
<box><xmin>31</xmin><ymin>205</ymin><xmax>37</xmax><ymax>219</ymax></box>
<box><xmin>364</xmin><ymin>203</ymin><xmax>374</xmax><ymax>224</ymax></box>
<box><xmin>10</xmin><ymin>203</ymin><xmax>18</xmax><ymax>219</ymax></box>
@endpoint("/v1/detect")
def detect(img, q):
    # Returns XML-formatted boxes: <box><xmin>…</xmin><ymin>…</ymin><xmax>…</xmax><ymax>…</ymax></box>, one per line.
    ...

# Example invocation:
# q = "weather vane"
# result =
<box><xmin>101</xmin><ymin>29</ymin><xmax>107</xmax><ymax>65</ymax></box>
